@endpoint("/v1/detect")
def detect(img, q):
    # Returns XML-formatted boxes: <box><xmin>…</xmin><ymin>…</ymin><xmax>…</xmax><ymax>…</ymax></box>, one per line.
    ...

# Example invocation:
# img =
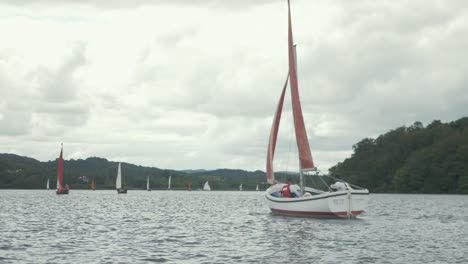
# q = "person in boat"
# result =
<box><xmin>331</xmin><ymin>181</ymin><xmax>346</xmax><ymax>192</ymax></box>
<box><xmin>281</xmin><ymin>179</ymin><xmax>297</xmax><ymax>198</ymax></box>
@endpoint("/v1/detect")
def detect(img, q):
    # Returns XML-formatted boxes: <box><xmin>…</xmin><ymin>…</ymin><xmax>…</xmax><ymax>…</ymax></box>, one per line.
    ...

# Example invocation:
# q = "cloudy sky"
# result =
<box><xmin>1</xmin><ymin>0</ymin><xmax>467</xmax><ymax>173</ymax></box>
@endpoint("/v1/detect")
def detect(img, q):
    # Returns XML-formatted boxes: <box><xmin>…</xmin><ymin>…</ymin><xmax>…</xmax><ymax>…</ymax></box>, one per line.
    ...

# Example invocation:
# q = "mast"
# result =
<box><xmin>287</xmin><ymin>0</ymin><xmax>314</xmax><ymax>195</ymax></box>
<box><xmin>293</xmin><ymin>44</ymin><xmax>304</xmax><ymax>195</ymax></box>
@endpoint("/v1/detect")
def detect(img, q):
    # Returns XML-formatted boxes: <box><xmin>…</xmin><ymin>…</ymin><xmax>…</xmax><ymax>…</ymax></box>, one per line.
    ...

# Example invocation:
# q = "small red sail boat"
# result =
<box><xmin>91</xmin><ymin>178</ymin><xmax>95</xmax><ymax>191</ymax></box>
<box><xmin>265</xmin><ymin>0</ymin><xmax>369</xmax><ymax>218</ymax></box>
<box><xmin>56</xmin><ymin>144</ymin><xmax>69</xmax><ymax>195</ymax></box>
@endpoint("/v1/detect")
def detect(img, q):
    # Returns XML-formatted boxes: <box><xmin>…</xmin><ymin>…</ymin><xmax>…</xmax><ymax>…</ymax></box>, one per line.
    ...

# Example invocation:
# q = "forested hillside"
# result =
<box><xmin>0</xmin><ymin>155</ymin><xmax>266</xmax><ymax>190</ymax></box>
<box><xmin>329</xmin><ymin>117</ymin><xmax>468</xmax><ymax>193</ymax></box>
<box><xmin>2</xmin><ymin>117</ymin><xmax>468</xmax><ymax>193</ymax></box>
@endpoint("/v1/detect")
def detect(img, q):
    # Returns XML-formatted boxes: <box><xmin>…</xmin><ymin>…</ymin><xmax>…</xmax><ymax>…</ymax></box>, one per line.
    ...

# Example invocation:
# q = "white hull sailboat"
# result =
<box><xmin>256</xmin><ymin>184</ymin><xmax>259</xmax><ymax>191</ymax></box>
<box><xmin>266</xmin><ymin>184</ymin><xmax>369</xmax><ymax>217</ymax></box>
<box><xmin>116</xmin><ymin>162</ymin><xmax>127</xmax><ymax>194</ymax></box>
<box><xmin>265</xmin><ymin>0</ymin><xmax>369</xmax><ymax>218</ymax></box>
<box><xmin>239</xmin><ymin>184</ymin><xmax>243</xmax><ymax>191</ymax></box>
<box><xmin>46</xmin><ymin>179</ymin><xmax>50</xmax><ymax>190</ymax></box>
<box><xmin>168</xmin><ymin>175</ymin><xmax>171</xmax><ymax>190</ymax></box>
<box><xmin>203</xmin><ymin>181</ymin><xmax>211</xmax><ymax>191</ymax></box>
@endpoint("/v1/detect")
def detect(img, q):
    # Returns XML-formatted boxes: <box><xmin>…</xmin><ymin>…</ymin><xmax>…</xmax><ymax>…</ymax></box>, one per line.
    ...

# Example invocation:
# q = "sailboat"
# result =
<box><xmin>147</xmin><ymin>176</ymin><xmax>151</xmax><ymax>191</ymax></box>
<box><xmin>56</xmin><ymin>144</ymin><xmax>69</xmax><ymax>195</ymax></box>
<box><xmin>188</xmin><ymin>178</ymin><xmax>192</xmax><ymax>191</ymax></box>
<box><xmin>265</xmin><ymin>0</ymin><xmax>369</xmax><ymax>218</ymax></box>
<box><xmin>168</xmin><ymin>175</ymin><xmax>171</xmax><ymax>190</ymax></box>
<box><xmin>46</xmin><ymin>179</ymin><xmax>50</xmax><ymax>190</ymax></box>
<box><xmin>203</xmin><ymin>181</ymin><xmax>211</xmax><ymax>191</ymax></box>
<box><xmin>116</xmin><ymin>162</ymin><xmax>127</xmax><ymax>194</ymax></box>
<box><xmin>91</xmin><ymin>178</ymin><xmax>95</xmax><ymax>191</ymax></box>
<box><xmin>239</xmin><ymin>184</ymin><xmax>243</xmax><ymax>191</ymax></box>
<box><xmin>256</xmin><ymin>184</ymin><xmax>259</xmax><ymax>191</ymax></box>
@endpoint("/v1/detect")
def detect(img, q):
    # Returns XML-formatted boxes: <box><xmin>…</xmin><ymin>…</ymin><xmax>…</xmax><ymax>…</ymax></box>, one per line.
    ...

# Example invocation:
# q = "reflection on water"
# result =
<box><xmin>0</xmin><ymin>190</ymin><xmax>467</xmax><ymax>263</ymax></box>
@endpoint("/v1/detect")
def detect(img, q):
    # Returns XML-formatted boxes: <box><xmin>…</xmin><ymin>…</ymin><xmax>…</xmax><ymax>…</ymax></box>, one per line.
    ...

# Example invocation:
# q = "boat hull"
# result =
<box><xmin>265</xmin><ymin>184</ymin><xmax>369</xmax><ymax>218</ymax></box>
<box><xmin>56</xmin><ymin>189</ymin><xmax>69</xmax><ymax>195</ymax></box>
<box><xmin>117</xmin><ymin>188</ymin><xmax>127</xmax><ymax>194</ymax></box>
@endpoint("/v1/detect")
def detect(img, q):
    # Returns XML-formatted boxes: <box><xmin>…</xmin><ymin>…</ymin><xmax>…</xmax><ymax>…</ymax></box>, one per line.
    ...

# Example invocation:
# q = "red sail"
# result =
<box><xmin>57</xmin><ymin>147</ymin><xmax>63</xmax><ymax>189</ymax></box>
<box><xmin>287</xmin><ymin>0</ymin><xmax>314</xmax><ymax>170</ymax></box>
<box><xmin>266</xmin><ymin>74</ymin><xmax>289</xmax><ymax>184</ymax></box>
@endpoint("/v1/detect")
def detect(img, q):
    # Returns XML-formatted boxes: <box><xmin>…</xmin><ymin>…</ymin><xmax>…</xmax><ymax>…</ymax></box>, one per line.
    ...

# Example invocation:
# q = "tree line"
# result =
<box><xmin>1</xmin><ymin>117</ymin><xmax>467</xmax><ymax>193</ymax></box>
<box><xmin>0</xmin><ymin>155</ymin><xmax>267</xmax><ymax>190</ymax></box>
<box><xmin>329</xmin><ymin>117</ymin><xmax>468</xmax><ymax>194</ymax></box>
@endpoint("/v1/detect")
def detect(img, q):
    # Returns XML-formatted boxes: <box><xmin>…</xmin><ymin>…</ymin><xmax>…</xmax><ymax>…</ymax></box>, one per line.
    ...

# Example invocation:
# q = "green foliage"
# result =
<box><xmin>0</xmin><ymin>155</ymin><xmax>266</xmax><ymax>190</ymax></box>
<box><xmin>329</xmin><ymin>117</ymin><xmax>468</xmax><ymax>193</ymax></box>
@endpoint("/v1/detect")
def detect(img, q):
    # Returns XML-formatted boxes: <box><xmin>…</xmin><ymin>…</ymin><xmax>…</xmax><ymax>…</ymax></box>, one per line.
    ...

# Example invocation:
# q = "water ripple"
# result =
<box><xmin>1</xmin><ymin>191</ymin><xmax>468</xmax><ymax>263</ymax></box>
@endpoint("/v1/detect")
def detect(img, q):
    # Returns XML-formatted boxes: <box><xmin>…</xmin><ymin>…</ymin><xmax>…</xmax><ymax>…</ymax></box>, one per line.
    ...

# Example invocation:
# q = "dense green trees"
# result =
<box><xmin>0</xmin><ymin>155</ymin><xmax>267</xmax><ymax>190</ymax></box>
<box><xmin>329</xmin><ymin>117</ymin><xmax>468</xmax><ymax>194</ymax></box>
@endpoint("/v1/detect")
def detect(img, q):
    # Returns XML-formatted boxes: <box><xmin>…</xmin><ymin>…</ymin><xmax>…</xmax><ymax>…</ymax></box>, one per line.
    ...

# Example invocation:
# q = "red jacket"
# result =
<box><xmin>281</xmin><ymin>184</ymin><xmax>291</xmax><ymax>197</ymax></box>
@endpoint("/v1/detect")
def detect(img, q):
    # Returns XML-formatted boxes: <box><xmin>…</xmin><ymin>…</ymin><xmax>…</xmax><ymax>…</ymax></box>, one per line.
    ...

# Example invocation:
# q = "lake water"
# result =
<box><xmin>0</xmin><ymin>190</ymin><xmax>467</xmax><ymax>263</ymax></box>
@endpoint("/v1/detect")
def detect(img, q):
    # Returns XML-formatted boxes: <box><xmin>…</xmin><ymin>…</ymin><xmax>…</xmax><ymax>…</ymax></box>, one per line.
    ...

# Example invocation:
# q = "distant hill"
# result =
<box><xmin>0</xmin><ymin>155</ymin><xmax>266</xmax><ymax>190</ymax></box>
<box><xmin>329</xmin><ymin>117</ymin><xmax>468</xmax><ymax>194</ymax></box>
<box><xmin>3</xmin><ymin>117</ymin><xmax>468</xmax><ymax>193</ymax></box>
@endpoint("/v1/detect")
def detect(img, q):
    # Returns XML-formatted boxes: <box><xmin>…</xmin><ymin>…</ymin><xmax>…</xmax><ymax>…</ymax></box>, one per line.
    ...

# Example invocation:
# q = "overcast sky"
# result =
<box><xmin>1</xmin><ymin>0</ymin><xmax>467</xmax><ymax>173</ymax></box>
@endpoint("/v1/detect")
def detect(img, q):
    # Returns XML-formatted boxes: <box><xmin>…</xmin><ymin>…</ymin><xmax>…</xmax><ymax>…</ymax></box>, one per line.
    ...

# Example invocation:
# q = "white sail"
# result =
<box><xmin>203</xmin><ymin>181</ymin><xmax>211</xmax><ymax>191</ymax></box>
<box><xmin>116</xmin><ymin>163</ymin><xmax>122</xmax><ymax>189</ymax></box>
<box><xmin>147</xmin><ymin>176</ymin><xmax>150</xmax><ymax>191</ymax></box>
<box><xmin>168</xmin><ymin>175</ymin><xmax>172</xmax><ymax>190</ymax></box>
<box><xmin>256</xmin><ymin>184</ymin><xmax>259</xmax><ymax>191</ymax></box>
<box><xmin>239</xmin><ymin>184</ymin><xmax>242</xmax><ymax>191</ymax></box>
<box><xmin>46</xmin><ymin>179</ymin><xmax>50</xmax><ymax>190</ymax></box>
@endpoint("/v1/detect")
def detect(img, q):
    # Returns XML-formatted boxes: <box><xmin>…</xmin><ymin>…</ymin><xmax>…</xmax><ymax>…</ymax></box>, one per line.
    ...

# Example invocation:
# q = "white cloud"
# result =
<box><xmin>1</xmin><ymin>0</ymin><xmax>468</xmax><ymax>173</ymax></box>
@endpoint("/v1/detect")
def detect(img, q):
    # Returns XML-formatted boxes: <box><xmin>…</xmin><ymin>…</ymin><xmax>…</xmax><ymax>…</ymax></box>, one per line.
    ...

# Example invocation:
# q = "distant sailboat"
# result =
<box><xmin>46</xmin><ymin>179</ymin><xmax>50</xmax><ymax>190</ymax></box>
<box><xmin>56</xmin><ymin>144</ymin><xmax>69</xmax><ymax>195</ymax></box>
<box><xmin>147</xmin><ymin>176</ymin><xmax>151</xmax><ymax>191</ymax></box>
<box><xmin>203</xmin><ymin>181</ymin><xmax>211</xmax><ymax>191</ymax></box>
<box><xmin>168</xmin><ymin>175</ymin><xmax>171</xmax><ymax>190</ymax></box>
<box><xmin>116</xmin><ymin>162</ymin><xmax>127</xmax><ymax>194</ymax></box>
<box><xmin>256</xmin><ymin>184</ymin><xmax>259</xmax><ymax>191</ymax></box>
<box><xmin>188</xmin><ymin>178</ymin><xmax>192</xmax><ymax>191</ymax></box>
<box><xmin>239</xmin><ymin>184</ymin><xmax>243</xmax><ymax>191</ymax></box>
<box><xmin>91</xmin><ymin>178</ymin><xmax>95</xmax><ymax>191</ymax></box>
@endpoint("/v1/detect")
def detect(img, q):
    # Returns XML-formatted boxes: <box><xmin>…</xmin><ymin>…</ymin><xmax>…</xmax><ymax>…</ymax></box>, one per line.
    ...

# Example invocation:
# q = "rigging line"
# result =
<box><xmin>318</xmin><ymin>173</ymin><xmax>333</xmax><ymax>191</ymax></box>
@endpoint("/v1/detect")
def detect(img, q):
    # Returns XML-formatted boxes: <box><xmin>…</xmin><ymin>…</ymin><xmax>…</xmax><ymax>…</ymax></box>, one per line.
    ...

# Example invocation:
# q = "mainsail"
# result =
<box><xmin>47</xmin><ymin>179</ymin><xmax>50</xmax><ymax>190</ymax></box>
<box><xmin>287</xmin><ymin>0</ymin><xmax>314</xmax><ymax>171</ymax></box>
<box><xmin>147</xmin><ymin>176</ymin><xmax>150</xmax><ymax>191</ymax></box>
<box><xmin>266</xmin><ymin>0</ymin><xmax>315</xmax><ymax>184</ymax></box>
<box><xmin>56</xmin><ymin>146</ymin><xmax>63</xmax><ymax>189</ymax></box>
<box><xmin>116</xmin><ymin>163</ymin><xmax>122</xmax><ymax>189</ymax></box>
<box><xmin>168</xmin><ymin>175</ymin><xmax>172</xmax><ymax>190</ymax></box>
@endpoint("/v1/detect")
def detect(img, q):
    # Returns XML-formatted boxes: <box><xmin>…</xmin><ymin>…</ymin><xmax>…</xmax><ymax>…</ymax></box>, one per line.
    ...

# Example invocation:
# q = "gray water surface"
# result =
<box><xmin>0</xmin><ymin>190</ymin><xmax>467</xmax><ymax>263</ymax></box>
